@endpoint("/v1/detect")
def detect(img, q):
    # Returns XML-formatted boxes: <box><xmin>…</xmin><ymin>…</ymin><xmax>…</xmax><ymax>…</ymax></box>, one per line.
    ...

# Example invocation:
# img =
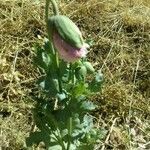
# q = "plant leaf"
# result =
<box><xmin>26</xmin><ymin>131</ymin><xmax>50</xmax><ymax>147</ymax></box>
<box><xmin>81</xmin><ymin>101</ymin><xmax>96</xmax><ymax>111</ymax></box>
<box><xmin>88</xmin><ymin>71</ymin><xmax>103</xmax><ymax>93</ymax></box>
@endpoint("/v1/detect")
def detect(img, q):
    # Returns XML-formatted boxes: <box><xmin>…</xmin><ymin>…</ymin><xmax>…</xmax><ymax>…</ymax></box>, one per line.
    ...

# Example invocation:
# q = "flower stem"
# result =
<box><xmin>45</xmin><ymin>0</ymin><xmax>51</xmax><ymax>41</ymax></box>
<box><xmin>55</xmin><ymin>52</ymin><xmax>63</xmax><ymax>93</ymax></box>
<box><xmin>67</xmin><ymin>117</ymin><xmax>72</xmax><ymax>150</ymax></box>
<box><xmin>45</xmin><ymin>0</ymin><xmax>50</xmax><ymax>24</ymax></box>
<box><xmin>50</xmin><ymin>0</ymin><xmax>59</xmax><ymax>15</ymax></box>
<box><xmin>45</xmin><ymin>0</ymin><xmax>62</xmax><ymax>93</ymax></box>
<box><xmin>69</xmin><ymin>63</ymin><xmax>75</xmax><ymax>85</ymax></box>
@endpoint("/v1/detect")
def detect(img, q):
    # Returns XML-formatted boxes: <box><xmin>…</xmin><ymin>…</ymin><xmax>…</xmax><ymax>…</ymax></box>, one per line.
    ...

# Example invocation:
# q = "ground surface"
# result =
<box><xmin>0</xmin><ymin>0</ymin><xmax>150</xmax><ymax>149</ymax></box>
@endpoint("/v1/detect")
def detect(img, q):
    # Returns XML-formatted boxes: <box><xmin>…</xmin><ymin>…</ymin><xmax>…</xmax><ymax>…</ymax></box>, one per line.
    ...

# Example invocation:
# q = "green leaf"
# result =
<box><xmin>59</xmin><ymin>60</ymin><xmax>68</xmax><ymax>76</ymax></box>
<box><xmin>95</xmin><ymin>71</ymin><xmax>103</xmax><ymax>83</ymax></box>
<box><xmin>71</xmin><ymin>82</ymin><xmax>87</xmax><ymax>97</ymax></box>
<box><xmin>44</xmin><ymin>113</ymin><xmax>58</xmax><ymax>131</ymax></box>
<box><xmin>93</xmin><ymin>128</ymin><xmax>107</xmax><ymax>141</ymax></box>
<box><xmin>75</xmin><ymin>66</ymin><xmax>87</xmax><ymax>81</ymax></box>
<box><xmin>77</xmin><ymin>144</ymin><xmax>94</xmax><ymax>150</ymax></box>
<box><xmin>48</xmin><ymin>145</ymin><xmax>62</xmax><ymax>150</ymax></box>
<box><xmin>81</xmin><ymin>101</ymin><xmax>96</xmax><ymax>111</ymax></box>
<box><xmin>48</xmin><ymin>143</ymin><xmax>77</xmax><ymax>150</ymax></box>
<box><xmin>34</xmin><ymin>112</ymin><xmax>52</xmax><ymax>133</ymax></box>
<box><xmin>34</xmin><ymin>44</ymin><xmax>52</xmax><ymax>72</ymax></box>
<box><xmin>42</xmin><ymin>52</ymin><xmax>51</xmax><ymax>67</ymax></box>
<box><xmin>26</xmin><ymin>131</ymin><xmax>50</xmax><ymax>147</ymax></box>
<box><xmin>43</xmin><ymin>38</ymin><xmax>55</xmax><ymax>55</ymax></box>
<box><xmin>56</xmin><ymin>92</ymin><xmax>67</xmax><ymax>101</ymax></box>
<box><xmin>82</xmin><ymin>115</ymin><xmax>93</xmax><ymax>132</ymax></box>
<box><xmin>88</xmin><ymin>71</ymin><xmax>103</xmax><ymax>93</ymax></box>
<box><xmin>37</xmin><ymin>76</ymin><xmax>59</xmax><ymax>96</ymax></box>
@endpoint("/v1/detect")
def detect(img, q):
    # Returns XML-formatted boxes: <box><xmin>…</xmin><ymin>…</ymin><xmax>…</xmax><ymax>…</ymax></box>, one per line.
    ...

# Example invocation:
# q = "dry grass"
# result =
<box><xmin>0</xmin><ymin>0</ymin><xmax>150</xmax><ymax>149</ymax></box>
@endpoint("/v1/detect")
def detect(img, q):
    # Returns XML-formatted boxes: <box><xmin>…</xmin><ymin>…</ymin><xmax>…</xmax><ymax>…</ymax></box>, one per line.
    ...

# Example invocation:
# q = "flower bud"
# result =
<box><xmin>83</xmin><ymin>62</ymin><xmax>95</xmax><ymax>73</ymax></box>
<box><xmin>48</xmin><ymin>15</ymin><xmax>89</xmax><ymax>62</ymax></box>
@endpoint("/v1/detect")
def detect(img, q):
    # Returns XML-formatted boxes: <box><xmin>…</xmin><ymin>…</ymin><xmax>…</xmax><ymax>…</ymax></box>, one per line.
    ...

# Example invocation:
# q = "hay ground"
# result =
<box><xmin>0</xmin><ymin>0</ymin><xmax>150</xmax><ymax>149</ymax></box>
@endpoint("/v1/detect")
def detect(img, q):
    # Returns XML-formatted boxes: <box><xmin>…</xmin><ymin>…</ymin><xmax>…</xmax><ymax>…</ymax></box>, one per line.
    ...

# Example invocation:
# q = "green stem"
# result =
<box><xmin>67</xmin><ymin>117</ymin><xmax>72</xmax><ymax>150</ymax></box>
<box><xmin>45</xmin><ymin>0</ymin><xmax>62</xmax><ymax>93</ymax></box>
<box><xmin>69</xmin><ymin>63</ymin><xmax>75</xmax><ymax>85</ymax></box>
<box><xmin>46</xmin><ymin>0</ymin><xmax>59</xmax><ymax>18</ymax></box>
<box><xmin>45</xmin><ymin>0</ymin><xmax>55</xmax><ymax>54</ymax></box>
<box><xmin>55</xmin><ymin>52</ymin><xmax>63</xmax><ymax>93</ymax></box>
<box><xmin>45</xmin><ymin>0</ymin><xmax>51</xmax><ymax>40</ymax></box>
<box><xmin>50</xmin><ymin>0</ymin><xmax>59</xmax><ymax>15</ymax></box>
<box><xmin>45</xmin><ymin>0</ymin><xmax>49</xmax><ymax>24</ymax></box>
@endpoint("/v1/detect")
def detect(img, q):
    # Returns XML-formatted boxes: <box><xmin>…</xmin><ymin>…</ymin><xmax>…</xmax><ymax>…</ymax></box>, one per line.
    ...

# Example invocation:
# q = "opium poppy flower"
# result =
<box><xmin>48</xmin><ymin>15</ymin><xmax>89</xmax><ymax>62</ymax></box>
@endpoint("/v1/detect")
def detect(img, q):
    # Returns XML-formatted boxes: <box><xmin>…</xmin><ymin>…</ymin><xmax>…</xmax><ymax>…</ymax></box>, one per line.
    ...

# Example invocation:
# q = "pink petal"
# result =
<box><xmin>53</xmin><ymin>32</ymin><xmax>88</xmax><ymax>62</ymax></box>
